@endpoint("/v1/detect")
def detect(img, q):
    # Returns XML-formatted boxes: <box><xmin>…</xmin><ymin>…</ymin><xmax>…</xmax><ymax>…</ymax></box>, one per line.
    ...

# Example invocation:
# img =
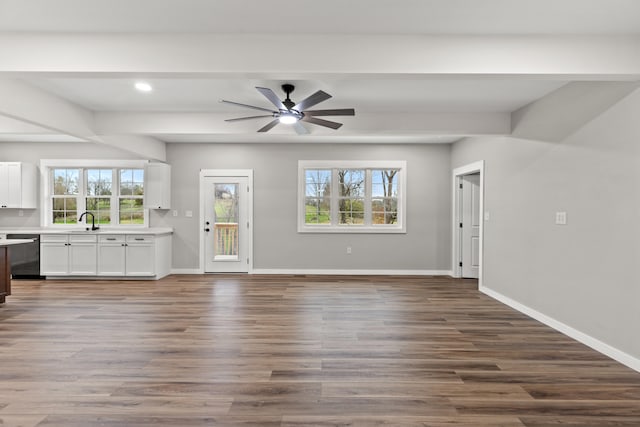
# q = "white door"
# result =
<box><xmin>203</xmin><ymin>176</ymin><xmax>250</xmax><ymax>273</ymax></box>
<box><xmin>461</xmin><ymin>173</ymin><xmax>480</xmax><ymax>279</ymax></box>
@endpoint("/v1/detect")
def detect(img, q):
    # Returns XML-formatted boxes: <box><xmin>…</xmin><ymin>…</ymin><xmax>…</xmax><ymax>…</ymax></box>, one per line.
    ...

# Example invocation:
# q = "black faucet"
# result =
<box><xmin>78</xmin><ymin>211</ymin><xmax>99</xmax><ymax>231</ymax></box>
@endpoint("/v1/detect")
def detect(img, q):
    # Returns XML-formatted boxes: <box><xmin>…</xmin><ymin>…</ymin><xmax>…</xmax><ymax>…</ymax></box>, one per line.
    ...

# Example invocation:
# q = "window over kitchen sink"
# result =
<box><xmin>42</xmin><ymin>160</ymin><xmax>148</xmax><ymax>227</ymax></box>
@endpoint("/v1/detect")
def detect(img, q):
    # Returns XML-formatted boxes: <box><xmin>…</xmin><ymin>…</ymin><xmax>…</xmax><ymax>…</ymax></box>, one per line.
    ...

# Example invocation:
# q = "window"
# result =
<box><xmin>119</xmin><ymin>169</ymin><xmax>144</xmax><ymax>224</ymax></box>
<box><xmin>86</xmin><ymin>169</ymin><xmax>112</xmax><ymax>225</ymax></box>
<box><xmin>52</xmin><ymin>169</ymin><xmax>79</xmax><ymax>224</ymax></box>
<box><xmin>299</xmin><ymin>161</ymin><xmax>406</xmax><ymax>233</ymax></box>
<box><xmin>43</xmin><ymin>160</ymin><xmax>148</xmax><ymax>227</ymax></box>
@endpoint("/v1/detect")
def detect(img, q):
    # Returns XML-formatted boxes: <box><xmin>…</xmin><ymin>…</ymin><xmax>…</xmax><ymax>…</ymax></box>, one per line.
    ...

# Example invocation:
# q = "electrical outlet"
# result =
<box><xmin>346</xmin><ymin>246</ymin><xmax>352</xmax><ymax>254</ymax></box>
<box><xmin>555</xmin><ymin>211</ymin><xmax>567</xmax><ymax>225</ymax></box>
<box><xmin>172</xmin><ymin>210</ymin><xmax>178</xmax><ymax>217</ymax></box>
<box><xmin>185</xmin><ymin>210</ymin><xmax>193</xmax><ymax>218</ymax></box>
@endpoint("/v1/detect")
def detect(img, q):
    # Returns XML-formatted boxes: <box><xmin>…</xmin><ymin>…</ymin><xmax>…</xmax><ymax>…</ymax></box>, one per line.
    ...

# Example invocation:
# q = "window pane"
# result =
<box><xmin>119</xmin><ymin>198</ymin><xmax>144</xmax><ymax>224</ymax></box>
<box><xmin>214</xmin><ymin>184</ymin><xmax>238</xmax><ymax>223</ymax></box>
<box><xmin>53</xmin><ymin>169</ymin><xmax>79</xmax><ymax>195</ymax></box>
<box><xmin>338</xmin><ymin>169</ymin><xmax>364</xmax><ymax>197</ymax></box>
<box><xmin>87</xmin><ymin>169</ymin><xmax>112</xmax><ymax>196</ymax></box>
<box><xmin>339</xmin><ymin>198</ymin><xmax>364</xmax><ymax>225</ymax></box>
<box><xmin>305</xmin><ymin>170</ymin><xmax>331</xmax><ymax>224</ymax></box>
<box><xmin>66</xmin><ymin>198</ymin><xmax>77</xmax><ymax>210</ymax></box>
<box><xmin>86</xmin><ymin>197</ymin><xmax>111</xmax><ymax>225</ymax></box>
<box><xmin>120</xmin><ymin>169</ymin><xmax>144</xmax><ymax>196</ymax></box>
<box><xmin>372</xmin><ymin>169</ymin><xmax>399</xmax><ymax>197</ymax></box>
<box><xmin>305</xmin><ymin>198</ymin><xmax>330</xmax><ymax>224</ymax></box>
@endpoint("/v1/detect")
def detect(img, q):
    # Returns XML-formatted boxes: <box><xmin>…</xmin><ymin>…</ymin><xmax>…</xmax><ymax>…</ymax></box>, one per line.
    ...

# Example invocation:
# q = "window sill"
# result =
<box><xmin>298</xmin><ymin>225</ymin><xmax>406</xmax><ymax>234</ymax></box>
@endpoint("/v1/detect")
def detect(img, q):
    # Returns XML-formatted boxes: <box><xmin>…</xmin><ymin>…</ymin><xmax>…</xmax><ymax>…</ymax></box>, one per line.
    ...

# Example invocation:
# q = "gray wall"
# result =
<box><xmin>451</xmin><ymin>88</ymin><xmax>640</xmax><ymax>359</ymax></box>
<box><xmin>153</xmin><ymin>143</ymin><xmax>452</xmax><ymax>271</ymax></box>
<box><xmin>0</xmin><ymin>141</ymin><xmax>145</xmax><ymax>228</ymax></box>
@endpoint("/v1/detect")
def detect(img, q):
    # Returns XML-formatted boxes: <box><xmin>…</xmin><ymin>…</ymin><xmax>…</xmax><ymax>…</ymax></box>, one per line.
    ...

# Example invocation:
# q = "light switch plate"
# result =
<box><xmin>185</xmin><ymin>210</ymin><xmax>193</xmax><ymax>218</ymax></box>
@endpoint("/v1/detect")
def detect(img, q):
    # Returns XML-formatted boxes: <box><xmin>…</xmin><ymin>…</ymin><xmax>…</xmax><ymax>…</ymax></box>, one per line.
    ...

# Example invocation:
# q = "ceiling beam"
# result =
<box><xmin>0</xmin><ymin>78</ymin><xmax>95</xmax><ymax>140</ymax></box>
<box><xmin>0</xmin><ymin>79</ymin><xmax>166</xmax><ymax>159</ymax></box>
<box><xmin>94</xmin><ymin>111</ymin><xmax>510</xmax><ymax>137</ymax></box>
<box><xmin>0</xmin><ymin>34</ymin><xmax>639</xmax><ymax>79</ymax></box>
<box><xmin>98</xmin><ymin>134</ymin><xmax>166</xmax><ymax>161</ymax></box>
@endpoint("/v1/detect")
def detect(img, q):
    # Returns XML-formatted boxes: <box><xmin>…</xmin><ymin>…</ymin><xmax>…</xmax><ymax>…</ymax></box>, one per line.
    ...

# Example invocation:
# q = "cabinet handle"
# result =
<box><xmin>106</xmin><ymin>238</ymin><xmax>116</xmax><ymax>241</ymax></box>
<box><xmin>134</xmin><ymin>238</ymin><xmax>144</xmax><ymax>241</ymax></box>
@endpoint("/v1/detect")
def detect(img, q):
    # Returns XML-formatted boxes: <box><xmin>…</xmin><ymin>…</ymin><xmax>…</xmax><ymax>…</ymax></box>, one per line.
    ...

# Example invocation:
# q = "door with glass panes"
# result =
<box><xmin>203</xmin><ymin>176</ymin><xmax>250</xmax><ymax>272</ymax></box>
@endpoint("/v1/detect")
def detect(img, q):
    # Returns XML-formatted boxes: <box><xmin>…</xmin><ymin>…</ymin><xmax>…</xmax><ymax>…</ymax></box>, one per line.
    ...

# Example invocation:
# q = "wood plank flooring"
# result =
<box><xmin>1</xmin><ymin>274</ymin><xmax>639</xmax><ymax>426</ymax></box>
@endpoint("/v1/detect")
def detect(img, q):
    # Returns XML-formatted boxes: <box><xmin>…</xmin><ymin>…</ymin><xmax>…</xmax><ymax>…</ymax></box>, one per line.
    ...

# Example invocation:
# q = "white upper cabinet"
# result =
<box><xmin>0</xmin><ymin>162</ymin><xmax>37</xmax><ymax>209</ymax></box>
<box><xmin>144</xmin><ymin>162</ymin><xmax>171</xmax><ymax>209</ymax></box>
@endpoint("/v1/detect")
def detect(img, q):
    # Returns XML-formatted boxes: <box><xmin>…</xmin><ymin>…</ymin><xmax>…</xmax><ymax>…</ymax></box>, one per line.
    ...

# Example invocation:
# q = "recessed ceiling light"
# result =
<box><xmin>134</xmin><ymin>82</ymin><xmax>153</xmax><ymax>92</ymax></box>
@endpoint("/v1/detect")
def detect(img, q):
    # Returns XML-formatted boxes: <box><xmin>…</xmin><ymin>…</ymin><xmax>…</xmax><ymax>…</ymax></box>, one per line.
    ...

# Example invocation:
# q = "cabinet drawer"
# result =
<box><xmin>69</xmin><ymin>234</ymin><xmax>98</xmax><ymax>243</ymax></box>
<box><xmin>99</xmin><ymin>235</ymin><xmax>125</xmax><ymax>243</ymax></box>
<box><xmin>41</xmin><ymin>234</ymin><xmax>68</xmax><ymax>243</ymax></box>
<box><xmin>126</xmin><ymin>235</ymin><xmax>154</xmax><ymax>243</ymax></box>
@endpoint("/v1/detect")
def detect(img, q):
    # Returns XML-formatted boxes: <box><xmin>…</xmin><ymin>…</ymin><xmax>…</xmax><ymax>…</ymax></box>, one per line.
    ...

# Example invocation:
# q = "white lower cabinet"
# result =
<box><xmin>41</xmin><ymin>234</ymin><xmax>97</xmax><ymax>275</ymax></box>
<box><xmin>124</xmin><ymin>235</ymin><xmax>155</xmax><ymax>276</ymax></box>
<box><xmin>42</xmin><ymin>232</ymin><xmax>170</xmax><ymax>279</ymax></box>
<box><xmin>97</xmin><ymin>235</ymin><xmax>126</xmax><ymax>275</ymax></box>
<box><xmin>40</xmin><ymin>235</ymin><xmax>70</xmax><ymax>275</ymax></box>
<box><xmin>97</xmin><ymin>235</ymin><xmax>155</xmax><ymax>276</ymax></box>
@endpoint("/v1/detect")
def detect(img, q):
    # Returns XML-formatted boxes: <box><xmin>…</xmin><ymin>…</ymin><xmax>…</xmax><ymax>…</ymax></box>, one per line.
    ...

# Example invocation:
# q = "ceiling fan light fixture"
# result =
<box><xmin>278</xmin><ymin>113</ymin><xmax>298</xmax><ymax>124</ymax></box>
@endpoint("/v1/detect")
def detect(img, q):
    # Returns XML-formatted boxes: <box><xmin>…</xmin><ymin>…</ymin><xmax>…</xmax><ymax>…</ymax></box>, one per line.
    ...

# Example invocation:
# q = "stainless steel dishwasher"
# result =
<box><xmin>6</xmin><ymin>234</ymin><xmax>42</xmax><ymax>279</ymax></box>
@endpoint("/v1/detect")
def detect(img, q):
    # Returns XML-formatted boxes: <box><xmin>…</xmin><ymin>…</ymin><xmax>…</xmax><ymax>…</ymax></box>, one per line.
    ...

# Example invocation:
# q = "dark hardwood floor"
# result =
<box><xmin>1</xmin><ymin>275</ymin><xmax>639</xmax><ymax>426</ymax></box>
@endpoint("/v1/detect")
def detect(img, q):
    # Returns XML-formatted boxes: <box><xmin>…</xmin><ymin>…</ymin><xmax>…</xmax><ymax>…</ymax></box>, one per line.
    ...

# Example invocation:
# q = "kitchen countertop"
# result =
<box><xmin>0</xmin><ymin>227</ymin><xmax>173</xmax><ymax>236</ymax></box>
<box><xmin>0</xmin><ymin>239</ymin><xmax>34</xmax><ymax>247</ymax></box>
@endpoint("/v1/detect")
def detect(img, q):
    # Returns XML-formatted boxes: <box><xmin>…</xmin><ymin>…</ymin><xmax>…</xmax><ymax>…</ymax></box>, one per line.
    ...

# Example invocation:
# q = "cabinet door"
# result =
<box><xmin>68</xmin><ymin>243</ymin><xmax>97</xmax><ymax>275</ymax></box>
<box><xmin>5</xmin><ymin>163</ymin><xmax>22</xmax><ymax>208</ymax></box>
<box><xmin>40</xmin><ymin>243</ymin><xmax>69</xmax><ymax>275</ymax></box>
<box><xmin>98</xmin><ymin>243</ymin><xmax>126</xmax><ymax>276</ymax></box>
<box><xmin>0</xmin><ymin>164</ymin><xmax>8</xmax><ymax>207</ymax></box>
<box><xmin>144</xmin><ymin>163</ymin><xmax>171</xmax><ymax>209</ymax></box>
<box><xmin>126</xmin><ymin>244</ymin><xmax>155</xmax><ymax>276</ymax></box>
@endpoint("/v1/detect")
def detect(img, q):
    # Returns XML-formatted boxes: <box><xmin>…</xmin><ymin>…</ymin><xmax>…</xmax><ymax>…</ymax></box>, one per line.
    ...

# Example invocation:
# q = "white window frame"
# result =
<box><xmin>298</xmin><ymin>160</ymin><xmax>407</xmax><ymax>233</ymax></box>
<box><xmin>40</xmin><ymin>159</ymin><xmax>149</xmax><ymax>228</ymax></box>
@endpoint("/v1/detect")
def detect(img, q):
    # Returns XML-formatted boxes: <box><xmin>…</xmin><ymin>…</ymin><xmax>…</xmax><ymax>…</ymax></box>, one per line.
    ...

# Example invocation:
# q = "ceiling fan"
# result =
<box><xmin>221</xmin><ymin>84</ymin><xmax>355</xmax><ymax>134</ymax></box>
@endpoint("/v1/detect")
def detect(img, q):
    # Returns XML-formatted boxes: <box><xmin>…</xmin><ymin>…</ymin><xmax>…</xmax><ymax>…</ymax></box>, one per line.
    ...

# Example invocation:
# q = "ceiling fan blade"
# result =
<box><xmin>225</xmin><ymin>115</ymin><xmax>274</xmax><ymax>122</ymax></box>
<box><xmin>220</xmin><ymin>99</ymin><xmax>276</xmax><ymax>113</ymax></box>
<box><xmin>256</xmin><ymin>87</ymin><xmax>287</xmax><ymax>110</ymax></box>
<box><xmin>293</xmin><ymin>121</ymin><xmax>309</xmax><ymax>135</ymax></box>
<box><xmin>303</xmin><ymin>108</ymin><xmax>355</xmax><ymax>117</ymax></box>
<box><xmin>257</xmin><ymin>119</ymin><xmax>280</xmax><ymax>133</ymax></box>
<box><xmin>293</xmin><ymin>90</ymin><xmax>332</xmax><ymax>111</ymax></box>
<box><xmin>301</xmin><ymin>116</ymin><xmax>343</xmax><ymax>130</ymax></box>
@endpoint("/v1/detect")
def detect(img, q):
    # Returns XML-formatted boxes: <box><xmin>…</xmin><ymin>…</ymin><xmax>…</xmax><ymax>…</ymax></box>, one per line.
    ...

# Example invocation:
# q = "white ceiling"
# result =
<box><xmin>0</xmin><ymin>0</ymin><xmax>639</xmax><ymax>147</ymax></box>
<box><xmin>1</xmin><ymin>0</ymin><xmax>639</xmax><ymax>34</ymax></box>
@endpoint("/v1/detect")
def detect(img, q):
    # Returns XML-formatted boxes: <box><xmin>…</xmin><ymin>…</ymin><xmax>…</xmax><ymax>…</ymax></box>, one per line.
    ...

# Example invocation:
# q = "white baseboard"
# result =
<box><xmin>480</xmin><ymin>284</ymin><xmax>640</xmax><ymax>374</ymax></box>
<box><xmin>251</xmin><ymin>269</ymin><xmax>453</xmax><ymax>276</ymax></box>
<box><xmin>170</xmin><ymin>268</ymin><xmax>452</xmax><ymax>276</ymax></box>
<box><xmin>170</xmin><ymin>268</ymin><xmax>202</xmax><ymax>275</ymax></box>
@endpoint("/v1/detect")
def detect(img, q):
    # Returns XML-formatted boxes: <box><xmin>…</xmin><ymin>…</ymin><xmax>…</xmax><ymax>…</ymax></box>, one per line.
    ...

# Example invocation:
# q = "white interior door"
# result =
<box><xmin>203</xmin><ymin>176</ymin><xmax>250</xmax><ymax>273</ymax></box>
<box><xmin>461</xmin><ymin>173</ymin><xmax>480</xmax><ymax>279</ymax></box>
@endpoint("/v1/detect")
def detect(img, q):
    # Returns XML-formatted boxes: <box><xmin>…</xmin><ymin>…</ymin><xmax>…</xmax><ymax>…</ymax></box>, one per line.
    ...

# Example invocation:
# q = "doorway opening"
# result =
<box><xmin>452</xmin><ymin>161</ymin><xmax>484</xmax><ymax>287</ymax></box>
<box><xmin>199</xmin><ymin>169</ymin><xmax>253</xmax><ymax>273</ymax></box>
